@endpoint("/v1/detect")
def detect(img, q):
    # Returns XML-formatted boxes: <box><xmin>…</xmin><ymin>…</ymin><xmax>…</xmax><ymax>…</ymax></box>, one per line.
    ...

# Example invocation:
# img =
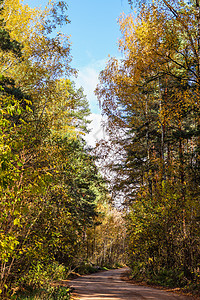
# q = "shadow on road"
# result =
<box><xmin>69</xmin><ymin>268</ymin><xmax>193</xmax><ymax>300</ymax></box>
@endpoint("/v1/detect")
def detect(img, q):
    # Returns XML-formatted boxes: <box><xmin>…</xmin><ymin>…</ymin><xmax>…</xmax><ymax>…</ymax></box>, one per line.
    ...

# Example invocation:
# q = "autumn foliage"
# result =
<box><xmin>0</xmin><ymin>1</ymin><xmax>126</xmax><ymax>298</ymax></box>
<box><xmin>96</xmin><ymin>0</ymin><xmax>200</xmax><ymax>292</ymax></box>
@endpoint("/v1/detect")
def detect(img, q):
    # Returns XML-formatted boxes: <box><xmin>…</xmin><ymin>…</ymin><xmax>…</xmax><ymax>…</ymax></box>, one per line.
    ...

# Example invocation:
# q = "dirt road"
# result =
<box><xmin>69</xmin><ymin>268</ymin><xmax>194</xmax><ymax>300</ymax></box>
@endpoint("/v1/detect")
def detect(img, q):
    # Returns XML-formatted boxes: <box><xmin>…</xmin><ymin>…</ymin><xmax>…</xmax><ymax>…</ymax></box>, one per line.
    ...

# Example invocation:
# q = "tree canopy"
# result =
<box><xmin>1</xmin><ymin>0</ymin><xmax>200</xmax><ymax>298</ymax></box>
<box><xmin>0</xmin><ymin>1</ymin><xmax>126</xmax><ymax>298</ymax></box>
<box><xmin>96</xmin><ymin>0</ymin><xmax>200</xmax><ymax>291</ymax></box>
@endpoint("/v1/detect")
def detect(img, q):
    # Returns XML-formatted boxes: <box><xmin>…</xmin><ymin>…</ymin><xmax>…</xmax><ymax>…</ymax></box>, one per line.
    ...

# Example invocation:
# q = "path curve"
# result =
<box><xmin>69</xmin><ymin>268</ymin><xmax>194</xmax><ymax>300</ymax></box>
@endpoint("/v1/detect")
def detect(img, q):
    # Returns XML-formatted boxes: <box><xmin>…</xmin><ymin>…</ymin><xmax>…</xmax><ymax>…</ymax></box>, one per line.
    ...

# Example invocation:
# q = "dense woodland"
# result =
<box><xmin>0</xmin><ymin>0</ymin><xmax>126</xmax><ymax>298</ymax></box>
<box><xmin>0</xmin><ymin>0</ymin><xmax>200</xmax><ymax>299</ymax></box>
<box><xmin>96</xmin><ymin>0</ymin><xmax>200</xmax><ymax>294</ymax></box>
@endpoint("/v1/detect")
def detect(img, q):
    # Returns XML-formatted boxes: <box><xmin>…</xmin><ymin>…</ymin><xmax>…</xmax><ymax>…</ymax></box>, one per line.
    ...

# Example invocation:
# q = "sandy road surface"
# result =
<box><xmin>69</xmin><ymin>268</ymin><xmax>194</xmax><ymax>300</ymax></box>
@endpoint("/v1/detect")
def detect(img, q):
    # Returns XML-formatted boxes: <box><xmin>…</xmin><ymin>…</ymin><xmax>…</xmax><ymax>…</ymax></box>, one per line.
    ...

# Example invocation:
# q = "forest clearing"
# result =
<box><xmin>0</xmin><ymin>0</ymin><xmax>200</xmax><ymax>299</ymax></box>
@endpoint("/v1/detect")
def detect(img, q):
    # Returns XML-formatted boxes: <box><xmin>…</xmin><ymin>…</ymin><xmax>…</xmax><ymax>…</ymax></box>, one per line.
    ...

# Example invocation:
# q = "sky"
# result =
<box><xmin>23</xmin><ymin>0</ymin><xmax>132</xmax><ymax>145</ymax></box>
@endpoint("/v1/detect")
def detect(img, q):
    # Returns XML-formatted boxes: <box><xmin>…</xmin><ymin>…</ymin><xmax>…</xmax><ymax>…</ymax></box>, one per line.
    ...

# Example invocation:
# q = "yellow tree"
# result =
<box><xmin>1</xmin><ymin>0</ymin><xmax>74</xmax><ymax>114</ymax></box>
<box><xmin>96</xmin><ymin>1</ymin><xmax>200</xmax><ymax>286</ymax></box>
<box><xmin>0</xmin><ymin>1</ymin><xmax>97</xmax><ymax>297</ymax></box>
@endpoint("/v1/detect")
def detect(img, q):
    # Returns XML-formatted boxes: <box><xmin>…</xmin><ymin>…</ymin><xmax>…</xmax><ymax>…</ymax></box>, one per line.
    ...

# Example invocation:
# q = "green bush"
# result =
<box><xmin>13</xmin><ymin>286</ymin><xmax>71</xmax><ymax>300</ymax></box>
<box><xmin>152</xmin><ymin>268</ymin><xmax>177</xmax><ymax>287</ymax></box>
<box><xmin>114</xmin><ymin>262</ymin><xmax>124</xmax><ymax>269</ymax></box>
<box><xmin>47</xmin><ymin>286</ymin><xmax>71</xmax><ymax>300</ymax></box>
<box><xmin>12</xmin><ymin>261</ymin><xmax>71</xmax><ymax>300</ymax></box>
<box><xmin>19</xmin><ymin>261</ymin><xmax>67</xmax><ymax>290</ymax></box>
<box><xmin>75</xmin><ymin>262</ymin><xmax>100</xmax><ymax>274</ymax></box>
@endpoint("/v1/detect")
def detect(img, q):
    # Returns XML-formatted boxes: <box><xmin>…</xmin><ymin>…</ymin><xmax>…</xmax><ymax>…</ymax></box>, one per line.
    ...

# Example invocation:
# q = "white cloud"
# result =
<box><xmin>74</xmin><ymin>56</ymin><xmax>123</xmax><ymax>147</ymax></box>
<box><xmin>77</xmin><ymin>67</ymin><xmax>99</xmax><ymax>109</ymax></box>
<box><xmin>74</xmin><ymin>58</ymin><xmax>108</xmax><ymax>114</ymax></box>
<box><xmin>73</xmin><ymin>58</ymin><xmax>109</xmax><ymax>146</ymax></box>
<box><xmin>84</xmin><ymin>113</ymin><xmax>106</xmax><ymax>147</ymax></box>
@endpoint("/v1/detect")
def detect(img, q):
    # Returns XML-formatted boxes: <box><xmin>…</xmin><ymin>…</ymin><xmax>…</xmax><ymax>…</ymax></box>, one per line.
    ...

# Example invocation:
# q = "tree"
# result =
<box><xmin>96</xmin><ymin>0</ymin><xmax>200</xmax><ymax>289</ymax></box>
<box><xmin>0</xmin><ymin>1</ymin><xmax>104</xmax><ymax>298</ymax></box>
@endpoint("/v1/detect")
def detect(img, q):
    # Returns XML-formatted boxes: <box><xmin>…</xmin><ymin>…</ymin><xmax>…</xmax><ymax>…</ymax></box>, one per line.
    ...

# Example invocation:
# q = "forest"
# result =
<box><xmin>96</xmin><ymin>0</ymin><xmax>200</xmax><ymax>295</ymax></box>
<box><xmin>0</xmin><ymin>0</ymin><xmax>200</xmax><ymax>299</ymax></box>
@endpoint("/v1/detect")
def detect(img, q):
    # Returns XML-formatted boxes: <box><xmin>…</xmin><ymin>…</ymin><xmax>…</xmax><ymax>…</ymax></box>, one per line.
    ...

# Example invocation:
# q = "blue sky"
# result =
<box><xmin>22</xmin><ymin>0</ymin><xmax>132</xmax><ymax>144</ymax></box>
<box><xmin>66</xmin><ymin>0</ymin><xmax>131</xmax><ymax>68</ymax></box>
<box><xmin>23</xmin><ymin>0</ymin><xmax>131</xmax><ymax>68</ymax></box>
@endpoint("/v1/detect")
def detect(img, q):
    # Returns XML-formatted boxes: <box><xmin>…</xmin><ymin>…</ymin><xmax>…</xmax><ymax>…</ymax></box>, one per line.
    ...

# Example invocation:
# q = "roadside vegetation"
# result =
<box><xmin>96</xmin><ymin>0</ymin><xmax>200</xmax><ymax>296</ymax></box>
<box><xmin>0</xmin><ymin>0</ymin><xmax>125</xmax><ymax>299</ymax></box>
<box><xmin>1</xmin><ymin>0</ymin><xmax>200</xmax><ymax>298</ymax></box>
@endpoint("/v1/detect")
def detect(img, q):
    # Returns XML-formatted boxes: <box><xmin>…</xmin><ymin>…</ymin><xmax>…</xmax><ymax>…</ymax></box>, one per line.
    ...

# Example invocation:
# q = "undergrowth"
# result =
<box><xmin>129</xmin><ymin>264</ymin><xmax>200</xmax><ymax>296</ymax></box>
